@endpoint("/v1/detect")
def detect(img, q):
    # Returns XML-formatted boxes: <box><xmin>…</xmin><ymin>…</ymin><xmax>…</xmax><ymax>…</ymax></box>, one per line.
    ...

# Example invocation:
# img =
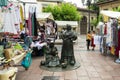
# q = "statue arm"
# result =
<box><xmin>71</xmin><ymin>32</ymin><xmax>77</xmax><ymax>40</ymax></box>
<box><xmin>45</xmin><ymin>46</ymin><xmax>51</xmax><ymax>54</ymax></box>
<box><xmin>55</xmin><ymin>47</ymin><xmax>58</xmax><ymax>55</ymax></box>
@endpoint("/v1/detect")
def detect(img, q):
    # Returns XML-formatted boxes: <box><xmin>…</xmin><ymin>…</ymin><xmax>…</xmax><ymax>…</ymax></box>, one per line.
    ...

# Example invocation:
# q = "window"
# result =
<box><xmin>91</xmin><ymin>17</ymin><xmax>94</xmax><ymax>20</ymax></box>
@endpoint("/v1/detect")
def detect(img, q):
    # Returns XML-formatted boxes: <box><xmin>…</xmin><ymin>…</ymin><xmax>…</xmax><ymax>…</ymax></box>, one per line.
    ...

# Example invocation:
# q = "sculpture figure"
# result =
<box><xmin>41</xmin><ymin>42</ymin><xmax>60</xmax><ymax>67</ymax></box>
<box><xmin>61</xmin><ymin>25</ymin><xmax>77</xmax><ymax>68</ymax></box>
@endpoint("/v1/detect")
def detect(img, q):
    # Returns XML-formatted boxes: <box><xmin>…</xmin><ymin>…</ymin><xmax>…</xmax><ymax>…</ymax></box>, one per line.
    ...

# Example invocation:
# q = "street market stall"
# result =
<box><xmin>96</xmin><ymin>10</ymin><xmax>120</xmax><ymax>63</ymax></box>
<box><xmin>0</xmin><ymin>1</ymin><xmax>34</xmax><ymax>80</ymax></box>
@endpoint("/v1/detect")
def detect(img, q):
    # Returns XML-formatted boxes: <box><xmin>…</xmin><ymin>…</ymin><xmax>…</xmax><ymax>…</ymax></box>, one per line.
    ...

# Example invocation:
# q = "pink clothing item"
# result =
<box><xmin>28</xmin><ymin>13</ymin><xmax>32</xmax><ymax>36</ymax></box>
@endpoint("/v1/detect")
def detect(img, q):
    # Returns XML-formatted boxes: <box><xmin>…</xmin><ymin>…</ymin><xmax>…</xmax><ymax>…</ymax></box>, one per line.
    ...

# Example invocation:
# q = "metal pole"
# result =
<box><xmin>88</xmin><ymin>0</ymin><xmax>91</xmax><ymax>32</ymax></box>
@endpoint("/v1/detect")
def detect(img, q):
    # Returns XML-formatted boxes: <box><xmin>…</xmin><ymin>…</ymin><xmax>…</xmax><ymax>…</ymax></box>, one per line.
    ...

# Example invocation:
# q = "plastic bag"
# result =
<box><xmin>21</xmin><ymin>52</ymin><xmax>32</xmax><ymax>68</ymax></box>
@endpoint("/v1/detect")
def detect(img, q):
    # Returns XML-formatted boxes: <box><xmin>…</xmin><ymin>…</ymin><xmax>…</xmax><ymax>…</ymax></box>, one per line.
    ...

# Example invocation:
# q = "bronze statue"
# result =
<box><xmin>41</xmin><ymin>42</ymin><xmax>60</xmax><ymax>67</ymax></box>
<box><xmin>61</xmin><ymin>25</ymin><xmax>77</xmax><ymax>68</ymax></box>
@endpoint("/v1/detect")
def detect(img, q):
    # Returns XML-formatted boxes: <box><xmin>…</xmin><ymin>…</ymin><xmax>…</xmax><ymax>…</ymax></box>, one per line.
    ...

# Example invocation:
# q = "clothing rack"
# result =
<box><xmin>1</xmin><ymin>0</ymin><xmax>37</xmax><ymax>33</ymax></box>
<box><xmin>8</xmin><ymin>0</ymin><xmax>37</xmax><ymax>33</ymax></box>
<box><xmin>17</xmin><ymin>0</ymin><xmax>37</xmax><ymax>33</ymax></box>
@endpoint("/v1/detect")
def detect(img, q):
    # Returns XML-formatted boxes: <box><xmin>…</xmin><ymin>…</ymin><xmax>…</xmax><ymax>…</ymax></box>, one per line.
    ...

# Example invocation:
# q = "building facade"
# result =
<box><xmin>37</xmin><ymin>0</ymin><xmax>63</xmax><ymax>9</ymax></box>
<box><xmin>77</xmin><ymin>8</ymin><xmax>97</xmax><ymax>34</ymax></box>
<box><xmin>37</xmin><ymin>0</ymin><xmax>98</xmax><ymax>34</ymax></box>
<box><xmin>97</xmin><ymin>0</ymin><xmax>120</xmax><ymax>22</ymax></box>
<box><xmin>97</xmin><ymin>0</ymin><xmax>120</xmax><ymax>10</ymax></box>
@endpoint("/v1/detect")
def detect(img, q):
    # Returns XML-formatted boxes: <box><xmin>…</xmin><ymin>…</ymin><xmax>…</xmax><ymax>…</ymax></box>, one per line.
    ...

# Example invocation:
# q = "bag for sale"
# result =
<box><xmin>21</xmin><ymin>52</ymin><xmax>32</xmax><ymax>69</ymax></box>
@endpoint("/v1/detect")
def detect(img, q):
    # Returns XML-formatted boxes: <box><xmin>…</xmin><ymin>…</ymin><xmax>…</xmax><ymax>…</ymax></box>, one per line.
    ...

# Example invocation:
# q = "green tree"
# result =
<box><xmin>91</xmin><ymin>18</ymin><xmax>98</xmax><ymax>27</ymax></box>
<box><xmin>88</xmin><ymin>3</ymin><xmax>99</xmax><ymax>28</ymax></box>
<box><xmin>43</xmin><ymin>3</ymin><xmax>81</xmax><ymax>21</ymax></box>
<box><xmin>113</xmin><ymin>6</ymin><xmax>120</xmax><ymax>12</ymax></box>
<box><xmin>89</xmin><ymin>4</ymin><xmax>99</xmax><ymax>11</ymax></box>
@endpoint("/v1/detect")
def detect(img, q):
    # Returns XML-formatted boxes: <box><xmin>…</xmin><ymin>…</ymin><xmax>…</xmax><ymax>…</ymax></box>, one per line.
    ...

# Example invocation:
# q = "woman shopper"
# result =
<box><xmin>86</xmin><ymin>31</ymin><xmax>92</xmax><ymax>50</ymax></box>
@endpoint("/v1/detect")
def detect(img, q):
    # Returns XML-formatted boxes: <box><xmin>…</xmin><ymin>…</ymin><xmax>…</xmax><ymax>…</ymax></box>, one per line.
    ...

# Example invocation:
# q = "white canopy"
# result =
<box><xmin>26</xmin><ymin>12</ymin><xmax>54</xmax><ymax>20</ymax></box>
<box><xmin>55</xmin><ymin>21</ymin><xmax>78</xmax><ymax>27</ymax></box>
<box><xmin>36</xmin><ymin>13</ymin><xmax>54</xmax><ymax>20</ymax></box>
<box><xmin>100</xmin><ymin>10</ymin><xmax>120</xmax><ymax>19</ymax></box>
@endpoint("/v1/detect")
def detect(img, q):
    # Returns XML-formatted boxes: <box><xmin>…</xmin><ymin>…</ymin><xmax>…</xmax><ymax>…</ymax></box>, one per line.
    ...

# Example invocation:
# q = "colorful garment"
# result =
<box><xmin>20</xmin><ymin>5</ymin><xmax>24</xmax><ymax>30</ymax></box>
<box><xmin>2</xmin><ymin>6</ymin><xmax>17</xmax><ymax>34</ymax></box>
<box><xmin>0</xmin><ymin>0</ymin><xmax>8</xmax><ymax>7</ymax></box>
<box><xmin>115</xmin><ymin>29</ymin><xmax>120</xmax><ymax>56</ymax></box>
<box><xmin>111</xmin><ymin>46</ymin><xmax>115</xmax><ymax>55</ymax></box>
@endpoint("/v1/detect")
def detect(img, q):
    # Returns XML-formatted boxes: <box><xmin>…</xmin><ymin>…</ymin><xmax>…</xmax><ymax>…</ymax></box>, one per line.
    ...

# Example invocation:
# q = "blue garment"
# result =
<box><xmin>20</xmin><ymin>43</ymin><xmax>29</xmax><ymax>50</ymax></box>
<box><xmin>24</xmin><ymin>36</ymin><xmax>32</xmax><ymax>48</ymax></box>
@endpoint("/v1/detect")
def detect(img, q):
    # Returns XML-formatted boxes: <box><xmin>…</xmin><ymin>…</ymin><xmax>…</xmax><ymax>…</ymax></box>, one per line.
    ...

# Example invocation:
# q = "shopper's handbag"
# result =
<box><xmin>21</xmin><ymin>52</ymin><xmax>32</xmax><ymax>69</ymax></box>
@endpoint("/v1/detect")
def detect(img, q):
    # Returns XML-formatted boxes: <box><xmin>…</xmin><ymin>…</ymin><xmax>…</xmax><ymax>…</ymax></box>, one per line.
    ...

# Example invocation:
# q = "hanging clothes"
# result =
<box><xmin>106</xmin><ymin>21</ymin><xmax>112</xmax><ymax>46</ymax></box>
<box><xmin>115</xmin><ymin>29</ymin><xmax>120</xmax><ymax>56</ymax></box>
<box><xmin>28</xmin><ymin>12</ymin><xmax>32</xmax><ymax>36</ymax></box>
<box><xmin>2</xmin><ymin>5</ymin><xmax>18</xmax><ymax>34</ymax></box>
<box><xmin>0</xmin><ymin>0</ymin><xmax>8</xmax><ymax>7</ymax></box>
<box><xmin>28</xmin><ymin>6</ymin><xmax>36</xmax><ymax>36</ymax></box>
<box><xmin>0</xmin><ymin>2</ymin><xmax>23</xmax><ymax>34</ymax></box>
<box><xmin>33</xmin><ymin>7</ymin><xmax>38</xmax><ymax>36</ymax></box>
<box><xmin>29</xmin><ymin>6</ymin><xmax>38</xmax><ymax>36</ymax></box>
<box><xmin>31</xmin><ymin>13</ymin><xmax>35</xmax><ymax>36</ymax></box>
<box><xmin>111</xmin><ymin>19</ymin><xmax>118</xmax><ymax>47</ymax></box>
<box><xmin>111</xmin><ymin>46</ymin><xmax>115</xmax><ymax>55</ymax></box>
<box><xmin>14</xmin><ymin>5</ymin><xmax>22</xmax><ymax>32</ymax></box>
<box><xmin>28</xmin><ymin>6</ymin><xmax>33</xmax><ymax>36</ymax></box>
<box><xmin>104</xmin><ymin>23</ymin><xmax>107</xmax><ymax>35</ymax></box>
<box><xmin>20</xmin><ymin>5</ymin><xmax>24</xmax><ymax>30</ymax></box>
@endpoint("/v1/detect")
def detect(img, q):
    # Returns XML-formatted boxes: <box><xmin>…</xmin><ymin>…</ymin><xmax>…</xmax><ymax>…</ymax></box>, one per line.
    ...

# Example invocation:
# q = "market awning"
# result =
<box><xmin>36</xmin><ymin>13</ymin><xmax>54</xmax><ymax>20</ymax></box>
<box><xmin>55</xmin><ymin>21</ymin><xmax>78</xmax><ymax>27</ymax></box>
<box><xmin>100</xmin><ymin>10</ymin><xmax>120</xmax><ymax>19</ymax></box>
<box><xmin>26</xmin><ymin>12</ymin><xmax>54</xmax><ymax>20</ymax></box>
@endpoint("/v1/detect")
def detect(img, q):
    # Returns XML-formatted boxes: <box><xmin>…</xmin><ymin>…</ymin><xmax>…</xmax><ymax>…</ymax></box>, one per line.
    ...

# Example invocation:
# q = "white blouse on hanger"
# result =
<box><xmin>2</xmin><ymin>4</ymin><xmax>18</xmax><ymax>34</ymax></box>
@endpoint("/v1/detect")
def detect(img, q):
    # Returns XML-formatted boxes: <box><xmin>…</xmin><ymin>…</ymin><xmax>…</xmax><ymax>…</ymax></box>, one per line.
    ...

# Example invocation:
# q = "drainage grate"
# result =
<box><xmin>42</xmin><ymin>76</ymin><xmax>59</xmax><ymax>80</ymax></box>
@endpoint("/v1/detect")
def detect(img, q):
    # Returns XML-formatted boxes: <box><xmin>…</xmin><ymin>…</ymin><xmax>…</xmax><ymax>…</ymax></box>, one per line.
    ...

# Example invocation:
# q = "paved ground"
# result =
<box><xmin>16</xmin><ymin>35</ymin><xmax>120</xmax><ymax>80</ymax></box>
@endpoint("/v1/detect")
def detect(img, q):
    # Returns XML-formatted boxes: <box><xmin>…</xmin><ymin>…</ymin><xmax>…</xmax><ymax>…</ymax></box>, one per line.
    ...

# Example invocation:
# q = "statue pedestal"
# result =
<box><xmin>115</xmin><ymin>59</ymin><xmax>120</xmax><ymax>64</ymax></box>
<box><xmin>40</xmin><ymin>61</ymin><xmax>80</xmax><ymax>72</ymax></box>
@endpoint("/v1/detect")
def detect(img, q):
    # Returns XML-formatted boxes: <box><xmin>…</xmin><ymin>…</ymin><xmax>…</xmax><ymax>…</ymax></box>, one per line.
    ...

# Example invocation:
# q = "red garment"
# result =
<box><xmin>91</xmin><ymin>37</ymin><xmax>95</xmax><ymax>47</ymax></box>
<box><xmin>115</xmin><ymin>30</ymin><xmax>120</xmax><ymax>56</ymax></box>
<box><xmin>28</xmin><ymin>13</ymin><xmax>32</xmax><ymax>36</ymax></box>
<box><xmin>104</xmin><ymin>24</ymin><xmax>107</xmax><ymax>35</ymax></box>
